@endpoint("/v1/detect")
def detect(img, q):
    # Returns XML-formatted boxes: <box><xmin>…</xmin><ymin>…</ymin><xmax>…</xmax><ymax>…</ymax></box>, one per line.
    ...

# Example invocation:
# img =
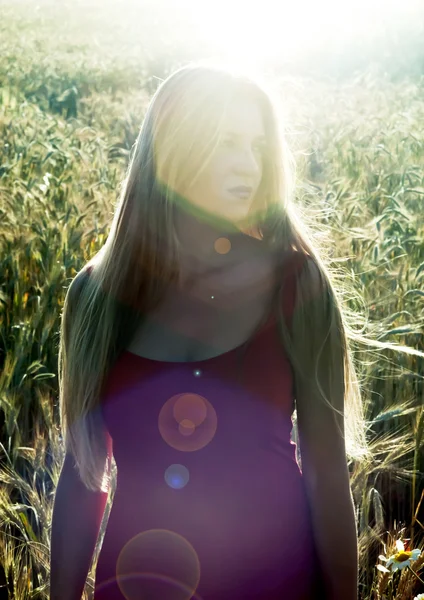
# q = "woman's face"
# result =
<box><xmin>183</xmin><ymin>96</ymin><xmax>267</xmax><ymax>226</ymax></box>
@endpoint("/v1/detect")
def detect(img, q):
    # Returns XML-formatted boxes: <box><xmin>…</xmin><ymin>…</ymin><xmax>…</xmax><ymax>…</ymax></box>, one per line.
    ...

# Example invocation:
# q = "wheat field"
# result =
<box><xmin>0</xmin><ymin>1</ymin><xmax>423</xmax><ymax>598</ymax></box>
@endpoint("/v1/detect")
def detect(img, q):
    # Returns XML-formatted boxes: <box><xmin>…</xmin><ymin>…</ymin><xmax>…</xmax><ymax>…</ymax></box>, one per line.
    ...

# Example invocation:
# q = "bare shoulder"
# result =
<box><xmin>66</xmin><ymin>266</ymin><xmax>93</xmax><ymax>311</ymax></box>
<box><xmin>62</xmin><ymin>267</ymin><xmax>94</xmax><ymax>344</ymax></box>
<box><xmin>299</xmin><ymin>255</ymin><xmax>325</xmax><ymax>295</ymax></box>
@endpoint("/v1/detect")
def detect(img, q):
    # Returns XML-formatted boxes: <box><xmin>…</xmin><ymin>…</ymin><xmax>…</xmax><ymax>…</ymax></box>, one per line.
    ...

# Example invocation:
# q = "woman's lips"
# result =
<box><xmin>228</xmin><ymin>188</ymin><xmax>252</xmax><ymax>199</ymax></box>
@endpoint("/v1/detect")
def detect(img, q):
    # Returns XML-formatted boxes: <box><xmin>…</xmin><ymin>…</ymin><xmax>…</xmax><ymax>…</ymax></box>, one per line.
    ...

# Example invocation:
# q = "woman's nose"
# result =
<box><xmin>234</xmin><ymin>148</ymin><xmax>261</xmax><ymax>175</ymax></box>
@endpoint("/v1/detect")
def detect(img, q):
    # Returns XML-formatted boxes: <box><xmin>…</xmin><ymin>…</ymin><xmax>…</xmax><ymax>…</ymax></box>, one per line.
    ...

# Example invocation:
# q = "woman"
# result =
<box><xmin>50</xmin><ymin>62</ymin><xmax>370</xmax><ymax>600</ymax></box>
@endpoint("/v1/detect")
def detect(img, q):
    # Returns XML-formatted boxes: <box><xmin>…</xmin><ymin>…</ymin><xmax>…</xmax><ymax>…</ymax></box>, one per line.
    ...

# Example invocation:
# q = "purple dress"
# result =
<box><xmin>93</xmin><ymin>251</ymin><xmax>325</xmax><ymax>600</ymax></box>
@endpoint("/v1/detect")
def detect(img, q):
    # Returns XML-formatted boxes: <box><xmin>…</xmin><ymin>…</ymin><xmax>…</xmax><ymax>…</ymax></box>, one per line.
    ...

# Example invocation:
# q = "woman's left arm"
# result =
<box><xmin>291</xmin><ymin>259</ymin><xmax>359</xmax><ymax>600</ymax></box>
<box><xmin>298</xmin><ymin>445</ymin><xmax>358</xmax><ymax>600</ymax></box>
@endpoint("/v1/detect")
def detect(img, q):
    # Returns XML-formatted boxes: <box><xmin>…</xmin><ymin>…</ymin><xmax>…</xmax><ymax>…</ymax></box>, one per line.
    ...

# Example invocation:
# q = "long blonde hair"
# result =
<box><xmin>58</xmin><ymin>60</ymin><xmax>423</xmax><ymax>492</ymax></box>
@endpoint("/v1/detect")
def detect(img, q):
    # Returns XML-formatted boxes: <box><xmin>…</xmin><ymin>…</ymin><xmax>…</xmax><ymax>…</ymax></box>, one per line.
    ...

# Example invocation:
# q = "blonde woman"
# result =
<box><xmin>50</xmin><ymin>62</ymin><xmax>372</xmax><ymax>600</ymax></box>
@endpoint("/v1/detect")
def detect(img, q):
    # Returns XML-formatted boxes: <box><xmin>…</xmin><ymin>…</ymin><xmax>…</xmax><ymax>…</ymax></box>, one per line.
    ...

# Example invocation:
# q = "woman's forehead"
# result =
<box><xmin>219</xmin><ymin>102</ymin><xmax>265</xmax><ymax>137</ymax></box>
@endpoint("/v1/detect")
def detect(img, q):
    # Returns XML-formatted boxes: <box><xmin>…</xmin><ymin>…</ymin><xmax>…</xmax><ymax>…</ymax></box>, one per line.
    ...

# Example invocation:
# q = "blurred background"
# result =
<box><xmin>0</xmin><ymin>0</ymin><xmax>423</xmax><ymax>598</ymax></box>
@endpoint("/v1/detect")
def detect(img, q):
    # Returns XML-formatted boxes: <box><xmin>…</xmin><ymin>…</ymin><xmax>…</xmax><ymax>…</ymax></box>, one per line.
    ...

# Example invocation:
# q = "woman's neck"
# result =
<box><xmin>173</xmin><ymin>202</ymin><xmax>263</xmax><ymax>282</ymax></box>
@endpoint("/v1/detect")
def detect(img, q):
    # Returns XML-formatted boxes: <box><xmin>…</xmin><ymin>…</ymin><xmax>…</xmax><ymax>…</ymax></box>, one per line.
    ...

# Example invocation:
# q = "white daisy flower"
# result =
<box><xmin>413</xmin><ymin>594</ymin><xmax>424</xmax><ymax>600</ymax></box>
<box><xmin>382</xmin><ymin>539</ymin><xmax>422</xmax><ymax>572</ymax></box>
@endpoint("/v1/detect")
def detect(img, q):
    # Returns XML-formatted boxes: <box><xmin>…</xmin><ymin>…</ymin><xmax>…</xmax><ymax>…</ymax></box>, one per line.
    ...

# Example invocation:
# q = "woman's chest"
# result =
<box><xmin>126</xmin><ymin>255</ymin><xmax>280</xmax><ymax>362</ymax></box>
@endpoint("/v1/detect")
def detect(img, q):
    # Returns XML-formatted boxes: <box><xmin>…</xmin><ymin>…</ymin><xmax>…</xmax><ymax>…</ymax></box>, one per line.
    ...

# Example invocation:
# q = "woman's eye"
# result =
<box><xmin>220</xmin><ymin>140</ymin><xmax>267</xmax><ymax>153</ymax></box>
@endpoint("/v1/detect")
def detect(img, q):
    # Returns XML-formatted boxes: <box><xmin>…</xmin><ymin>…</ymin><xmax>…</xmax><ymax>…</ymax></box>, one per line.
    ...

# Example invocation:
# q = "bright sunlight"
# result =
<box><xmin>161</xmin><ymin>0</ymin><xmax>423</xmax><ymax>66</ymax></box>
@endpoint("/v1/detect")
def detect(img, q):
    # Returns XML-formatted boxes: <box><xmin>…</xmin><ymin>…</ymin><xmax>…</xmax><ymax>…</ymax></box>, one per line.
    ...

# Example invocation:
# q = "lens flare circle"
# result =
<box><xmin>214</xmin><ymin>237</ymin><xmax>232</xmax><ymax>254</ymax></box>
<box><xmin>158</xmin><ymin>393</ymin><xmax>217</xmax><ymax>452</ymax></box>
<box><xmin>165</xmin><ymin>464</ymin><xmax>190</xmax><ymax>489</ymax></box>
<box><xmin>115</xmin><ymin>528</ymin><xmax>202</xmax><ymax>600</ymax></box>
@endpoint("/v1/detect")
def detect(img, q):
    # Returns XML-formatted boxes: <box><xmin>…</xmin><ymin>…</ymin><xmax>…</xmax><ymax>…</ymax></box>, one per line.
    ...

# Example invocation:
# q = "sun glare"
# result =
<box><xmin>161</xmin><ymin>0</ymin><xmax>423</xmax><ymax>68</ymax></box>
